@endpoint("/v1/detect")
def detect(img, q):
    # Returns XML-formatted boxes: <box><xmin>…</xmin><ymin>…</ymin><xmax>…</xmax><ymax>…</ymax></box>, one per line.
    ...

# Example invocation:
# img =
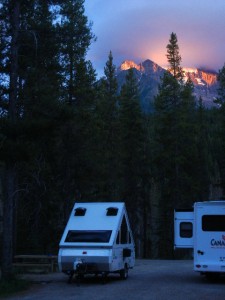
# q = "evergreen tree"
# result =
<box><xmin>195</xmin><ymin>97</ymin><xmax>212</xmax><ymax>200</ymax></box>
<box><xmin>0</xmin><ymin>0</ymin><xmax>97</xmax><ymax>275</ymax></box>
<box><xmin>153</xmin><ymin>33</ymin><xmax>198</xmax><ymax>257</ymax></box>
<box><xmin>177</xmin><ymin>77</ymin><xmax>198</xmax><ymax>205</ymax></box>
<box><xmin>166</xmin><ymin>32</ymin><xmax>183</xmax><ymax>81</ymax></box>
<box><xmin>119</xmin><ymin>68</ymin><xmax>146</xmax><ymax>256</ymax></box>
<box><xmin>103</xmin><ymin>51</ymin><xmax>118</xmax><ymax>98</ymax></box>
<box><xmin>0</xmin><ymin>1</ymin><xmax>9</xmax><ymax>116</ymax></box>
<box><xmin>216</xmin><ymin>64</ymin><xmax>225</xmax><ymax>195</ymax></box>
<box><xmin>58</xmin><ymin>0</ymin><xmax>95</xmax><ymax>104</ymax></box>
<box><xmin>68</xmin><ymin>59</ymin><xmax>99</xmax><ymax>201</ymax></box>
<box><xmin>217</xmin><ymin>64</ymin><xmax>225</xmax><ymax>104</ymax></box>
<box><xmin>1</xmin><ymin>0</ymin><xmax>20</xmax><ymax>280</ymax></box>
<box><xmin>94</xmin><ymin>51</ymin><xmax>120</xmax><ymax>200</ymax></box>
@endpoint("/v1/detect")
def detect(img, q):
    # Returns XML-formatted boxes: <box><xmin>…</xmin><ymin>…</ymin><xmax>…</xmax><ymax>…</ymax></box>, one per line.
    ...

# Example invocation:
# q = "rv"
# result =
<box><xmin>174</xmin><ymin>201</ymin><xmax>225</xmax><ymax>277</ymax></box>
<box><xmin>58</xmin><ymin>202</ymin><xmax>135</xmax><ymax>281</ymax></box>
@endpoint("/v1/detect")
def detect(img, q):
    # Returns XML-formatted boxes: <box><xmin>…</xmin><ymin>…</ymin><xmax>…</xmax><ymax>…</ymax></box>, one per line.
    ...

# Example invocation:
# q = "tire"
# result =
<box><xmin>205</xmin><ymin>272</ymin><xmax>220</xmax><ymax>282</ymax></box>
<box><xmin>120</xmin><ymin>264</ymin><xmax>128</xmax><ymax>280</ymax></box>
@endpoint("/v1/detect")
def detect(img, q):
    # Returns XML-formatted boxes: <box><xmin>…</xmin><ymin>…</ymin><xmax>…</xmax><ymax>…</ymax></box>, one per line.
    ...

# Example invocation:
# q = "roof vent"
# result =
<box><xmin>106</xmin><ymin>207</ymin><xmax>118</xmax><ymax>216</ymax></box>
<box><xmin>74</xmin><ymin>207</ymin><xmax>86</xmax><ymax>216</ymax></box>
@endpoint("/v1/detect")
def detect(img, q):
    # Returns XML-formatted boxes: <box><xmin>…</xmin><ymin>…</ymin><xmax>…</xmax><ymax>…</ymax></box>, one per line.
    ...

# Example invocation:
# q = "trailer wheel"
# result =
<box><xmin>120</xmin><ymin>264</ymin><xmax>128</xmax><ymax>280</ymax></box>
<box><xmin>102</xmin><ymin>272</ymin><xmax>108</xmax><ymax>284</ymax></box>
<box><xmin>67</xmin><ymin>271</ymin><xmax>75</xmax><ymax>284</ymax></box>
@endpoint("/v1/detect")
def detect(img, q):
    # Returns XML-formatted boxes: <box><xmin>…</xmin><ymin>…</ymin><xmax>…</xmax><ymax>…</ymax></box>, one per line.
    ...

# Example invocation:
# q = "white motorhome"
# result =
<box><xmin>174</xmin><ymin>201</ymin><xmax>225</xmax><ymax>277</ymax></box>
<box><xmin>58</xmin><ymin>202</ymin><xmax>135</xmax><ymax>281</ymax></box>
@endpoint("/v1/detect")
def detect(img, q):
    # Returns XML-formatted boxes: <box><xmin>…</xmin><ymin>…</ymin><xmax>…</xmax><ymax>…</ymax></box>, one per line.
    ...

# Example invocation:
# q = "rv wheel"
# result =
<box><xmin>120</xmin><ymin>264</ymin><xmax>128</xmax><ymax>280</ymax></box>
<box><xmin>205</xmin><ymin>272</ymin><xmax>220</xmax><ymax>282</ymax></box>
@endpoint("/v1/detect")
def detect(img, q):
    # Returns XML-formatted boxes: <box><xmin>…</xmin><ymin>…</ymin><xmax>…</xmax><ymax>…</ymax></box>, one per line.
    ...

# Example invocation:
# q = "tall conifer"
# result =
<box><xmin>119</xmin><ymin>68</ymin><xmax>145</xmax><ymax>256</ymax></box>
<box><xmin>153</xmin><ymin>33</ymin><xmax>198</xmax><ymax>257</ymax></box>
<box><xmin>94</xmin><ymin>51</ymin><xmax>119</xmax><ymax>200</ymax></box>
<box><xmin>216</xmin><ymin>64</ymin><xmax>225</xmax><ymax>195</ymax></box>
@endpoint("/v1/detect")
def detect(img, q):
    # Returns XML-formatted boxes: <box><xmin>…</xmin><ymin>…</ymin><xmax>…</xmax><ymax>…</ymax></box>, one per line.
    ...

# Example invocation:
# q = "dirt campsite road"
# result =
<box><xmin>4</xmin><ymin>260</ymin><xmax>225</xmax><ymax>300</ymax></box>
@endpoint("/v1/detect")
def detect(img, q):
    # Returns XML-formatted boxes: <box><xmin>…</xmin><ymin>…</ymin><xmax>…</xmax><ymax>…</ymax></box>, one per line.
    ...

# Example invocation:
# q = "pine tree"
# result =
<box><xmin>66</xmin><ymin>59</ymin><xmax>98</xmax><ymax>202</ymax></box>
<box><xmin>0</xmin><ymin>0</ymin><xmax>97</xmax><ymax>273</ymax></box>
<box><xmin>103</xmin><ymin>51</ymin><xmax>118</xmax><ymax>98</ymax></box>
<box><xmin>119</xmin><ymin>68</ymin><xmax>146</xmax><ymax>256</ymax></box>
<box><xmin>58</xmin><ymin>0</ymin><xmax>95</xmax><ymax>104</ymax></box>
<box><xmin>154</xmin><ymin>32</ymin><xmax>187</xmax><ymax>203</ymax></box>
<box><xmin>216</xmin><ymin>64</ymin><xmax>225</xmax><ymax>195</ymax></box>
<box><xmin>94</xmin><ymin>51</ymin><xmax>120</xmax><ymax>200</ymax></box>
<box><xmin>1</xmin><ymin>0</ymin><xmax>20</xmax><ymax>280</ymax></box>
<box><xmin>217</xmin><ymin>64</ymin><xmax>225</xmax><ymax>104</ymax></box>
<box><xmin>195</xmin><ymin>97</ymin><xmax>212</xmax><ymax>200</ymax></box>
<box><xmin>177</xmin><ymin>77</ymin><xmax>198</xmax><ymax>206</ymax></box>
<box><xmin>153</xmin><ymin>33</ymin><xmax>198</xmax><ymax>257</ymax></box>
<box><xmin>166</xmin><ymin>32</ymin><xmax>183</xmax><ymax>81</ymax></box>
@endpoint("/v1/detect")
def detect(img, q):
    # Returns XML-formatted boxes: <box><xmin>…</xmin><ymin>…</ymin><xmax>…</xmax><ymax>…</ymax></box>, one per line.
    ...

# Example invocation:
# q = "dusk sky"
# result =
<box><xmin>84</xmin><ymin>0</ymin><xmax>225</xmax><ymax>77</ymax></box>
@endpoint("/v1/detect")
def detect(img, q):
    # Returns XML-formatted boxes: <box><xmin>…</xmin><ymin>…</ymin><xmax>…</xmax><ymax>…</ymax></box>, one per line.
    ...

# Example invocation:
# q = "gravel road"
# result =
<box><xmin>4</xmin><ymin>260</ymin><xmax>225</xmax><ymax>300</ymax></box>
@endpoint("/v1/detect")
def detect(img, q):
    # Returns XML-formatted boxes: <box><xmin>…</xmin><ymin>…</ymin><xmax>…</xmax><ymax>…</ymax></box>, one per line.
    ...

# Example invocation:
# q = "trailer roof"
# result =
<box><xmin>70</xmin><ymin>202</ymin><xmax>125</xmax><ymax>230</ymax></box>
<box><xmin>195</xmin><ymin>200</ymin><xmax>225</xmax><ymax>206</ymax></box>
<box><xmin>59</xmin><ymin>202</ymin><xmax>129</xmax><ymax>247</ymax></box>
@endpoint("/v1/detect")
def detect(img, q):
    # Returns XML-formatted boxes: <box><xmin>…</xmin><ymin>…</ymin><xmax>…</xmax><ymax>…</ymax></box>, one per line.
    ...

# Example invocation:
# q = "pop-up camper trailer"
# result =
<box><xmin>58</xmin><ymin>202</ymin><xmax>135</xmax><ymax>281</ymax></box>
<box><xmin>174</xmin><ymin>201</ymin><xmax>225</xmax><ymax>277</ymax></box>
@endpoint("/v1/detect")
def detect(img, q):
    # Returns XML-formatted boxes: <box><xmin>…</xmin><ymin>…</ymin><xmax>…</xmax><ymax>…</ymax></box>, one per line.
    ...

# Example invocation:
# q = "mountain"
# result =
<box><xmin>182</xmin><ymin>68</ymin><xmax>218</xmax><ymax>107</ymax></box>
<box><xmin>116</xmin><ymin>59</ymin><xmax>219</xmax><ymax>113</ymax></box>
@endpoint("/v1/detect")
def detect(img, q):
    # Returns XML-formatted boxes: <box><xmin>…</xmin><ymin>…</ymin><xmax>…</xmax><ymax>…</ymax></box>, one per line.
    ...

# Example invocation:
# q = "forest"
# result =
<box><xmin>1</xmin><ymin>0</ymin><xmax>225</xmax><ymax>280</ymax></box>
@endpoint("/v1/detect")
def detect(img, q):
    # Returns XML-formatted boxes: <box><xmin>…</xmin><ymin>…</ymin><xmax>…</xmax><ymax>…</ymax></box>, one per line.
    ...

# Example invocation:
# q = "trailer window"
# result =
<box><xmin>116</xmin><ymin>216</ymin><xmax>132</xmax><ymax>244</ymax></box>
<box><xmin>65</xmin><ymin>230</ymin><xmax>112</xmax><ymax>243</ymax></box>
<box><xmin>202</xmin><ymin>215</ymin><xmax>225</xmax><ymax>231</ymax></box>
<box><xmin>180</xmin><ymin>222</ymin><xmax>193</xmax><ymax>238</ymax></box>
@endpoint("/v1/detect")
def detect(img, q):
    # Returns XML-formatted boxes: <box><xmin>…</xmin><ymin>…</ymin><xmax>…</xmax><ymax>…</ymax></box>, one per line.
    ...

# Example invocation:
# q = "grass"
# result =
<box><xmin>0</xmin><ymin>277</ymin><xmax>31</xmax><ymax>298</ymax></box>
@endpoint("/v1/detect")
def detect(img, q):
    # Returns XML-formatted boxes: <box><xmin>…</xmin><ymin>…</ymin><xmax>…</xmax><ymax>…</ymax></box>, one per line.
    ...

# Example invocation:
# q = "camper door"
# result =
<box><xmin>174</xmin><ymin>210</ymin><xmax>194</xmax><ymax>249</ymax></box>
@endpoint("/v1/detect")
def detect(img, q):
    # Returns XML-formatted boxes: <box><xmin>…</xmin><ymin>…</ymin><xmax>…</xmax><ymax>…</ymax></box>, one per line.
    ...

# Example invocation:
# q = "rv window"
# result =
<box><xmin>180</xmin><ymin>222</ymin><xmax>193</xmax><ymax>238</ymax></box>
<box><xmin>202</xmin><ymin>215</ymin><xmax>225</xmax><ymax>231</ymax></box>
<box><xmin>65</xmin><ymin>230</ymin><xmax>112</xmax><ymax>243</ymax></box>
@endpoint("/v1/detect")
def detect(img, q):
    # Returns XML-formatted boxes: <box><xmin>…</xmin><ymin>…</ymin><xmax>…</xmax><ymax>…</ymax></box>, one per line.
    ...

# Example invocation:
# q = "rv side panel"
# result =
<box><xmin>174</xmin><ymin>209</ymin><xmax>194</xmax><ymax>249</ymax></box>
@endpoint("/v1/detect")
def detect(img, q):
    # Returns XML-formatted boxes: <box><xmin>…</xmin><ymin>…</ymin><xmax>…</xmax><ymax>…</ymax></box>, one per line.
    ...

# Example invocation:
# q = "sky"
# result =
<box><xmin>84</xmin><ymin>0</ymin><xmax>225</xmax><ymax>77</ymax></box>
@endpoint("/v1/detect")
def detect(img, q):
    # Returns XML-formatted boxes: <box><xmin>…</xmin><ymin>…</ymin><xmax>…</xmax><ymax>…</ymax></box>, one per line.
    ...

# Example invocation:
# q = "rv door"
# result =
<box><xmin>174</xmin><ymin>209</ymin><xmax>194</xmax><ymax>249</ymax></box>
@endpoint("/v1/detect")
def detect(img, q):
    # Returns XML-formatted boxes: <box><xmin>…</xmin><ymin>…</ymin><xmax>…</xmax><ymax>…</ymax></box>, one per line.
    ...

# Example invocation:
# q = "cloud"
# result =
<box><xmin>85</xmin><ymin>0</ymin><xmax>225</xmax><ymax>76</ymax></box>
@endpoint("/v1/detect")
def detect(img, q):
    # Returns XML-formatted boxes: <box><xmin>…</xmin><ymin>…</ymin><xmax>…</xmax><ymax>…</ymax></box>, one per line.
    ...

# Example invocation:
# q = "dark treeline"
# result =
<box><xmin>1</xmin><ymin>0</ymin><xmax>225</xmax><ymax>280</ymax></box>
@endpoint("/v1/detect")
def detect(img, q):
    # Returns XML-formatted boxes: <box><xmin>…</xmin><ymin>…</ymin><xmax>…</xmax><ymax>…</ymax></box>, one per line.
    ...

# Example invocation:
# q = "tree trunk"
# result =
<box><xmin>149</xmin><ymin>179</ymin><xmax>161</xmax><ymax>258</ymax></box>
<box><xmin>1</xmin><ymin>0</ymin><xmax>20</xmax><ymax>280</ymax></box>
<box><xmin>8</xmin><ymin>0</ymin><xmax>20</xmax><ymax>122</ymax></box>
<box><xmin>2</xmin><ymin>166</ymin><xmax>16</xmax><ymax>280</ymax></box>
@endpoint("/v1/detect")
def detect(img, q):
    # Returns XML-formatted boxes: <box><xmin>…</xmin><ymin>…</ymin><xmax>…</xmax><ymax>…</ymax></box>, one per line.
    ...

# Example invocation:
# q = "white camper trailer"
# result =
<box><xmin>174</xmin><ymin>201</ymin><xmax>225</xmax><ymax>277</ymax></box>
<box><xmin>58</xmin><ymin>202</ymin><xmax>135</xmax><ymax>281</ymax></box>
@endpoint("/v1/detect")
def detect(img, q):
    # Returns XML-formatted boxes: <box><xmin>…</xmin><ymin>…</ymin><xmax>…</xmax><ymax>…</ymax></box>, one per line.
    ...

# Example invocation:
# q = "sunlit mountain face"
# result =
<box><xmin>116</xmin><ymin>59</ymin><xmax>219</xmax><ymax>113</ymax></box>
<box><xmin>119</xmin><ymin>60</ymin><xmax>143</xmax><ymax>72</ymax></box>
<box><xmin>182</xmin><ymin>68</ymin><xmax>218</xmax><ymax>86</ymax></box>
